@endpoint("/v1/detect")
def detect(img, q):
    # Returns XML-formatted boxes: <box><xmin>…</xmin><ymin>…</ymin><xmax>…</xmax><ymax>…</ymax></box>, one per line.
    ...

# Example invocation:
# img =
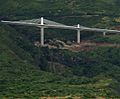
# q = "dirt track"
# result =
<box><xmin>66</xmin><ymin>42</ymin><xmax>120</xmax><ymax>52</ymax></box>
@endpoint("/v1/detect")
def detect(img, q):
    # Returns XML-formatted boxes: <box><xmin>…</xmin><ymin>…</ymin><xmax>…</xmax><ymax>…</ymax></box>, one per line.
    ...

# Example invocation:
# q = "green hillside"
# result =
<box><xmin>0</xmin><ymin>0</ymin><xmax>120</xmax><ymax>16</ymax></box>
<box><xmin>1</xmin><ymin>24</ymin><xmax>120</xmax><ymax>98</ymax></box>
<box><xmin>0</xmin><ymin>0</ymin><xmax>120</xmax><ymax>98</ymax></box>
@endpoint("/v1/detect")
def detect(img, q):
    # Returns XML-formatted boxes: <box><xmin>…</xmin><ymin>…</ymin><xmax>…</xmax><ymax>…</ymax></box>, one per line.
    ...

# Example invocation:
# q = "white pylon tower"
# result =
<box><xmin>77</xmin><ymin>24</ymin><xmax>81</xmax><ymax>43</ymax></box>
<box><xmin>40</xmin><ymin>17</ymin><xmax>44</xmax><ymax>46</ymax></box>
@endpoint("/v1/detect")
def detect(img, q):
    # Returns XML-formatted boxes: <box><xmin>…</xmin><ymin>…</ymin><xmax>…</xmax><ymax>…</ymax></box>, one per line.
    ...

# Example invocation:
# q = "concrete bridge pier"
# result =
<box><xmin>40</xmin><ymin>17</ymin><xmax>44</xmax><ymax>46</ymax></box>
<box><xmin>103</xmin><ymin>32</ymin><xmax>106</xmax><ymax>36</ymax></box>
<box><xmin>77</xmin><ymin>24</ymin><xmax>81</xmax><ymax>43</ymax></box>
<box><xmin>41</xmin><ymin>27</ymin><xmax>44</xmax><ymax>46</ymax></box>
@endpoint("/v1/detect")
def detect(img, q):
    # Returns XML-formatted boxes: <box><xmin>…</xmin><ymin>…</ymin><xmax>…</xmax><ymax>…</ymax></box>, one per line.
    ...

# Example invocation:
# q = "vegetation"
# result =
<box><xmin>0</xmin><ymin>0</ymin><xmax>120</xmax><ymax>98</ymax></box>
<box><xmin>92</xmin><ymin>34</ymin><xmax>120</xmax><ymax>43</ymax></box>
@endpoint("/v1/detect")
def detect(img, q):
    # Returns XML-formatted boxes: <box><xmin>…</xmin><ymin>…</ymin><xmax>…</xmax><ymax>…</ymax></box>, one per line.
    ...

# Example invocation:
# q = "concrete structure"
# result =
<box><xmin>103</xmin><ymin>32</ymin><xmax>106</xmax><ymax>36</ymax></box>
<box><xmin>40</xmin><ymin>17</ymin><xmax>44</xmax><ymax>46</ymax></box>
<box><xmin>1</xmin><ymin>17</ymin><xmax>120</xmax><ymax>46</ymax></box>
<box><xmin>77</xmin><ymin>24</ymin><xmax>81</xmax><ymax>43</ymax></box>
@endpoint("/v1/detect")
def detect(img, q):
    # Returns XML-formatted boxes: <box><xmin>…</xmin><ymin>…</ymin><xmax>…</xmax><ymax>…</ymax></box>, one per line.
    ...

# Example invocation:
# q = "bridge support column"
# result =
<box><xmin>77</xmin><ymin>24</ymin><xmax>81</xmax><ymax>43</ymax></box>
<box><xmin>40</xmin><ymin>17</ymin><xmax>44</xmax><ymax>46</ymax></box>
<box><xmin>41</xmin><ymin>27</ymin><xmax>44</xmax><ymax>46</ymax></box>
<box><xmin>103</xmin><ymin>32</ymin><xmax>106</xmax><ymax>36</ymax></box>
<box><xmin>77</xmin><ymin>30</ymin><xmax>81</xmax><ymax>43</ymax></box>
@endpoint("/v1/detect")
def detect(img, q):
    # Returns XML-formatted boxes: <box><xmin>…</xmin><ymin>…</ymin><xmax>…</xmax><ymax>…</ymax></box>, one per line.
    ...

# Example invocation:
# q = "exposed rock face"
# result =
<box><xmin>48</xmin><ymin>62</ymin><xmax>67</xmax><ymax>73</ymax></box>
<box><xmin>46</xmin><ymin>39</ymin><xmax>65</xmax><ymax>48</ymax></box>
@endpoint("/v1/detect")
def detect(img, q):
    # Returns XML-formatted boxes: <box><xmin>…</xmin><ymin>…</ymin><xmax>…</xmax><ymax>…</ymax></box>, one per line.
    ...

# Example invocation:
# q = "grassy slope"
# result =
<box><xmin>0</xmin><ymin>24</ymin><xmax>119</xmax><ymax>98</ymax></box>
<box><xmin>0</xmin><ymin>0</ymin><xmax>120</xmax><ymax>98</ymax></box>
<box><xmin>0</xmin><ymin>29</ymin><xmax>116</xmax><ymax>98</ymax></box>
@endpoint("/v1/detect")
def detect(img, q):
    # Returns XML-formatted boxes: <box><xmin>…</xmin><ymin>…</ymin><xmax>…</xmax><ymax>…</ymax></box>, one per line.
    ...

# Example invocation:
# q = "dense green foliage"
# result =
<box><xmin>92</xmin><ymin>34</ymin><xmax>120</xmax><ymax>43</ymax></box>
<box><xmin>0</xmin><ymin>0</ymin><xmax>120</xmax><ymax>98</ymax></box>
